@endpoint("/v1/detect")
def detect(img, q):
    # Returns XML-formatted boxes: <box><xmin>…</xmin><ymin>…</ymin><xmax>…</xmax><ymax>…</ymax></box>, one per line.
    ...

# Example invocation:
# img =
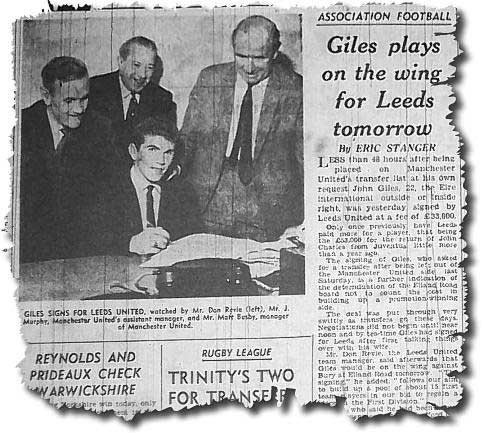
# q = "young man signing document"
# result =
<box><xmin>79</xmin><ymin>117</ymin><xmax>201</xmax><ymax>257</ymax></box>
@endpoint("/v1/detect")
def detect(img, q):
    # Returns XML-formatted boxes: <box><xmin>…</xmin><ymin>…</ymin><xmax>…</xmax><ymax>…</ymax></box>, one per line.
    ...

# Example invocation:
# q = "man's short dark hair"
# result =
<box><xmin>119</xmin><ymin>36</ymin><xmax>157</xmax><ymax>60</ymax></box>
<box><xmin>231</xmin><ymin>15</ymin><xmax>281</xmax><ymax>55</ymax></box>
<box><xmin>131</xmin><ymin>117</ymin><xmax>178</xmax><ymax>152</ymax></box>
<box><xmin>41</xmin><ymin>56</ymin><xmax>88</xmax><ymax>93</ymax></box>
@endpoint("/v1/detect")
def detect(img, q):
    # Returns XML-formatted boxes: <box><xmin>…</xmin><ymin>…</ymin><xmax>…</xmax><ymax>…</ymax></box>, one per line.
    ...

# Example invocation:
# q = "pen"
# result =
<box><xmin>287</xmin><ymin>236</ymin><xmax>305</xmax><ymax>249</ymax></box>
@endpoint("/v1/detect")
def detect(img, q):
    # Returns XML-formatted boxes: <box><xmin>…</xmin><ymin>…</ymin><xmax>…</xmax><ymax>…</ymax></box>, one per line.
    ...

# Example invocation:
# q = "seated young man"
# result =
<box><xmin>80</xmin><ymin>118</ymin><xmax>201</xmax><ymax>257</ymax></box>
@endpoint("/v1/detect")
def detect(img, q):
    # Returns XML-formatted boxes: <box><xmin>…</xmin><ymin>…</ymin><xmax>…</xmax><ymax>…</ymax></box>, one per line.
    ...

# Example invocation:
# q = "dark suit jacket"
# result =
<box><xmin>89</xmin><ymin>71</ymin><xmax>177</xmax><ymax>153</ymax></box>
<box><xmin>180</xmin><ymin>61</ymin><xmax>303</xmax><ymax>241</ymax></box>
<box><xmin>78</xmin><ymin>170</ymin><xmax>201</xmax><ymax>257</ymax></box>
<box><xmin>19</xmin><ymin>100</ymin><xmax>123</xmax><ymax>263</ymax></box>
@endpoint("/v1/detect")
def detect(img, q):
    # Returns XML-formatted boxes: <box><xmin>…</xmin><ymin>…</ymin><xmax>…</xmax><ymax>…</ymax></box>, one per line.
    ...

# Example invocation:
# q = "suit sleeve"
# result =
<box><xmin>295</xmin><ymin>96</ymin><xmax>304</xmax><ymax>182</ymax></box>
<box><xmin>179</xmin><ymin>71</ymin><xmax>207</xmax><ymax>172</ymax></box>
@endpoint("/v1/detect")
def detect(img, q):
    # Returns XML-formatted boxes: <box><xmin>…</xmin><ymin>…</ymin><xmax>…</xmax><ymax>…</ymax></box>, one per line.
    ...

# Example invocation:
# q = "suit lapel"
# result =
<box><xmin>138</xmin><ymin>82</ymin><xmax>155</xmax><ymax>118</ymax></box>
<box><xmin>254</xmin><ymin>66</ymin><xmax>281</xmax><ymax>160</ymax></box>
<box><xmin>210</xmin><ymin>65</ymin><xmax>235</xmax><ymax>174</ymax></box>
<box><xmin>30</xmin><ymin>103</ymin><xmax>54</xmax><ymax>152</ymax></box>
<box><xmin>110</xmin><ymin>71</ymin><xmax>125</xmax><ymax>123</ymax></box>
<box><xmin>220</xmin><ymin>66</ymin><xmax>235</xmax><ymax>144</ymax></box>
<box><xmin>158</xmin><ymin>181</ymin><xmax>169</xmax><ymax>226</ymax></box>
<box><xmin>39</xmin><ymin>107</ymin><xmax>56</xmax><ymax>156</ymax></box>
<box><xmin>118</xmin><ymin>174</ymin><xmax>144</xmax><ymax>235</ymax></box>
<box><xmin>34</xmin><ymin>104</ymin><xmax>57</xmax><ymax>171</ymax></box>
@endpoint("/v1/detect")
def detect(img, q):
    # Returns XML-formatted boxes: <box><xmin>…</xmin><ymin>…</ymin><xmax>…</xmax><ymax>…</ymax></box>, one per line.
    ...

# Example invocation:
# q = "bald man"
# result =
<box><xmin>181</xmin><ymin>15</ymin><xmax>303</xmax><ymax>242</ymax></box>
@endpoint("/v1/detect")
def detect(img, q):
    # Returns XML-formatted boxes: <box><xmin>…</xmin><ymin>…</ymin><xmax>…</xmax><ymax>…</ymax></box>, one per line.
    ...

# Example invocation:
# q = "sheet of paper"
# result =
<box><xmin>142</xmin><ymin>233</ymin><xmax>291</xmax><ymax>277</ymax></box>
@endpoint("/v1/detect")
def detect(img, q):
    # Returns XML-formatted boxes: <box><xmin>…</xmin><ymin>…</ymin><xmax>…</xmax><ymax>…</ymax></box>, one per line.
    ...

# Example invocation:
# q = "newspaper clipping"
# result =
<box><xmin>13</xmin><ymin>4</ymin><xmax>465</xmax><ymax>420</ymax></box>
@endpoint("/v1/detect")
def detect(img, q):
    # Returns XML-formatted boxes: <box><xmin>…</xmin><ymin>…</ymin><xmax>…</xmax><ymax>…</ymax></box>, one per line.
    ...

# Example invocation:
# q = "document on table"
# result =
<box><xmin>141</xmin><ymin>233</ymin><xmax>292</xmax><ymax>277</ymax></box>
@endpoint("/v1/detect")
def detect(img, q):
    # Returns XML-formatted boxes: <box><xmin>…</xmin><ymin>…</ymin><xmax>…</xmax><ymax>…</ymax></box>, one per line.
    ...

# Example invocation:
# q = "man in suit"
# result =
<box><xmin>80</xmin><ymin>118</ymin><xmax>200</xmax><ymax>257</ymax></box>
<box><xmin>181</xmin><ymin>15</ymin><xmax>303</xmax><ymax>242</ymax></box>
<box><xmin>89</xmin><ymin>36</ymin><xmax>176</xmax><ymax>159</ymax></box>
<box><xmin>19</xmin><ymin>56</ymin><xmax>122</xmax><ymax>263</ymax></box>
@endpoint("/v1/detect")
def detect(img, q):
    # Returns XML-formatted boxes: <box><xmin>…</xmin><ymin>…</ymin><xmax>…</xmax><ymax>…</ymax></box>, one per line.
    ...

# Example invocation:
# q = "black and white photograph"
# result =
<box><xmin>15</xmin><ymin>8</ymin><xmax>305</xmax><ymax>300</ymax></box>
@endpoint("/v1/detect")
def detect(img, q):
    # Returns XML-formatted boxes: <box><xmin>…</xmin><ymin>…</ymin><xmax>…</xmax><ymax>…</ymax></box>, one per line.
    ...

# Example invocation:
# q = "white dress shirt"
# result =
<box><xmin>130</xmin><ymin>165</ymin><xmax>161</xmax><ymax>229</ymax></box>
<box><xmin>225</xmin><ymin>75</ymin><xmax>269</xmax><ymax>159</ymax></box>
<box><xmin>46</xmin><ymin>109</ymin><xmax>65</xmax><ymax>150</ymax></box>
<box><xmin>119</xmin><ymin>76</ymin><xmax>140</xmax><ymax>120</ymax></box>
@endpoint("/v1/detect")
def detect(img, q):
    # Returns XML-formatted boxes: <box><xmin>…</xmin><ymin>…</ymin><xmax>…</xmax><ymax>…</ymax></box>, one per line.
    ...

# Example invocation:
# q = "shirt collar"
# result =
<box><xmin>130</xmin><ymin>165</ymin><xmax>161</xmax><ymax>193</ymax></box>
<box><xmin>119</xmin><ymin>73</ymin><xmax>137</xmax><ymax>100</ymax></box>
<box><xmin>235</xmin><ymin>74</ymin><xmax>269</xmax><ymax>93</ymax></box>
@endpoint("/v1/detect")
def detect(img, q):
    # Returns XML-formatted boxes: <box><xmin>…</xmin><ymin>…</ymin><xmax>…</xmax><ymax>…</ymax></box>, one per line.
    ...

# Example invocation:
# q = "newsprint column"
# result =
<box><xmin>305</xmin><ymin>4</ymin><xmax>464</xmax><ymax>417</ymax></box>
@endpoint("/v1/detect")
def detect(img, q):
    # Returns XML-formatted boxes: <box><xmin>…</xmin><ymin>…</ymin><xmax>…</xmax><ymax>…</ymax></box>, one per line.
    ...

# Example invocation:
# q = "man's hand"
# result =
<box><xmin>129</xmin><ymin>227</ymin><xmax>171</xmax><ymax>255</ymax></box>
<box><xmin>280</xmin><ymin>223</ymin><xmax>305</xmax><ymax>243</ymax></box>
<box><xmin>165</xmin><ymin>164</ymin><xmax>182</xmax><ymax>181</ymax></box>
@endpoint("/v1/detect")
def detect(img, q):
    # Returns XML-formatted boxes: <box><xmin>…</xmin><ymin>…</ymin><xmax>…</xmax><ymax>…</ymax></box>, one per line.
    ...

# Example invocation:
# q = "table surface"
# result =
<box><xmin>18</xmin><ymin>255</ymin><xmax>273</xmax><ymax>302</ymax></box>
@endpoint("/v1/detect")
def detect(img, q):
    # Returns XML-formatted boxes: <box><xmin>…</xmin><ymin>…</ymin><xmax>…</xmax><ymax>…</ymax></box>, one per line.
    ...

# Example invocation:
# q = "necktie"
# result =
<box><xmin>229</xmin><ymin>84</ymin><xmax>253</xmax><ymax>185</ymax></box>
<box><xmin>146</xmin><ymin>185</ymin><xmax>156</xmax><ymax>228</ymax></box>
<box><xmin>126</xmin><ymin>92</ymin><xmax>138</xmax><ymax>125</ymax></box>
